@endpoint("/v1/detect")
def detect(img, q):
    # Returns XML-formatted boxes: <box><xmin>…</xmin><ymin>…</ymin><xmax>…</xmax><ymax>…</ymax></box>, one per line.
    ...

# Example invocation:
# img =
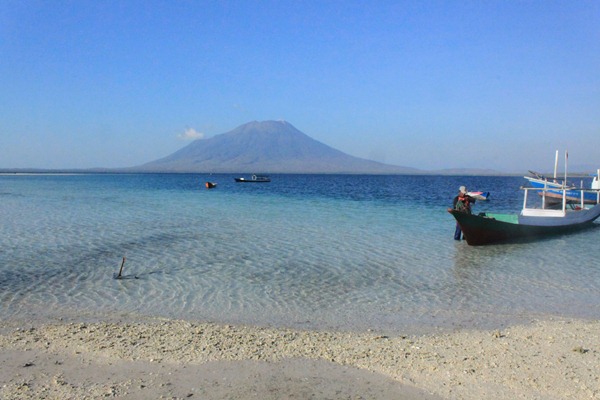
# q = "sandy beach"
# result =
<box><xmin>1</xmin><ymin>317</ymin><xmax>598</xmax><ymax>399</ymax></box>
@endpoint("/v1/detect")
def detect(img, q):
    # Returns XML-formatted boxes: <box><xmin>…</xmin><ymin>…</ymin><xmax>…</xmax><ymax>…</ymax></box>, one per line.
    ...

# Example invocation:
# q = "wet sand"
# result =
<box><xmin>1</xmin><ymin>318</ymin><xmax>598</xmax><ymax>399</ymax></box>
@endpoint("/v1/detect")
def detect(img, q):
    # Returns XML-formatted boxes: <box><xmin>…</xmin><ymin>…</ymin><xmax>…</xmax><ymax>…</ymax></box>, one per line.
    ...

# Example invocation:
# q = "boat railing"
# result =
<box><xmin>522</xmin><ymin>153</ymin><xmax>599</xmax><ymax>213</ymax></box>
<box><xmin>521</xmin><ymin>185</ymin><xmax>600</xmax><ymax>214</ymax></box>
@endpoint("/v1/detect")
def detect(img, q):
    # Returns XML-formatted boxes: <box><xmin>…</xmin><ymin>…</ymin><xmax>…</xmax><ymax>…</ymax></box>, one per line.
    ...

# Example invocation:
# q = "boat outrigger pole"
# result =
<box><xmin>564</xmin><ymin>150</ymin><xmax>568</xmax><ymax>189</ymax></box>
<box><xmin>553</xmin><ymin>150</ymin><xmax>559</xmax><ymax>181</ymax></box>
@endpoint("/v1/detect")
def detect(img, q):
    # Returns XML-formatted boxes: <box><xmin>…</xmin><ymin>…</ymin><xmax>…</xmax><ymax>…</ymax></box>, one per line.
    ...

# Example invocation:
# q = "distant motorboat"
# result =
<box><xmin>234</xmin><ymin>175</ymin><xmax>271</xmax><ymax>183</ymax></box>
<box><xmin>205</xmin><ymin>181</ymin><xmax>217</xmax><ymax>189</ymax></box>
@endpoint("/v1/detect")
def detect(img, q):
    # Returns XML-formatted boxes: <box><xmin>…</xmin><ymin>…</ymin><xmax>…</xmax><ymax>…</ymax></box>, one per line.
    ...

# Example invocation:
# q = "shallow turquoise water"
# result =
<box><xmin>1</xmin><ymin>173</ymin><xmax>598</xmax><ymax>333</ymax></box>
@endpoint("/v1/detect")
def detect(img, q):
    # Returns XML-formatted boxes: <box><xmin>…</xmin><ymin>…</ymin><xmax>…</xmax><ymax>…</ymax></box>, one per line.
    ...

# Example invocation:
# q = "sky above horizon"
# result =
<box><xmin>1</xmin><ymin>1</ymin><xmax>599</xmax><ymax>172</ymax></box>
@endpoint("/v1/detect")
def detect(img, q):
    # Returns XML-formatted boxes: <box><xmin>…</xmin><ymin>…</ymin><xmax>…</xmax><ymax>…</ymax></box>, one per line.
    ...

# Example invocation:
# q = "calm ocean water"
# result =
<box><xmin>1</xmin><ymin>173</ymin><xmax>599</xmax><ymax>334</ymax></box>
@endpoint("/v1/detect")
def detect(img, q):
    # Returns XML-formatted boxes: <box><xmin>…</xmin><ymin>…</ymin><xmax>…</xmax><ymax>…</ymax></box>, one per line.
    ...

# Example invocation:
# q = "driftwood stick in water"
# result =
<box><xmin>117</xmin><ymin>257</ymin><xmax>126</xmax><ymax>278</ymax></box>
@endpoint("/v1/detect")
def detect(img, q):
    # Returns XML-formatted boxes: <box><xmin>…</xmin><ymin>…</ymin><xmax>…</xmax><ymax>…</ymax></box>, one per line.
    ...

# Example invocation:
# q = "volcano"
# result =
<box><xmin>134</xmin><ymin>120</ymin><xmax>418</xmax><ymax>174</ymax></box>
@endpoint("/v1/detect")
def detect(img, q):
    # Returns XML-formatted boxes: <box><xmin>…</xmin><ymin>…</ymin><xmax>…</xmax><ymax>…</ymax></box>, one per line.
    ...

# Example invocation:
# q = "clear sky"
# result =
<box><xmin>1</xmin><ymin>1</ymin><xmax>599</xmax><ymax>172</ymax></box>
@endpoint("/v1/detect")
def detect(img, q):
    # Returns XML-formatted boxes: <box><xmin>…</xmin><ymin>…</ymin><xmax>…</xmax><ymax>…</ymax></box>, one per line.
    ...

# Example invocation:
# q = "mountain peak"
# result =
<box><xmin>231</xmin><ymin>120</ymin><xmax>297</xmax><ymax>135</ymax></box>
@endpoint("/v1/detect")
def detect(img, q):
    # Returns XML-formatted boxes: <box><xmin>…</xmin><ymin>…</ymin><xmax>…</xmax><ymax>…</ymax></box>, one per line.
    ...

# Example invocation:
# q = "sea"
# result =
<box><xmin>1</xmin><ymin>173</ymin><xmax>599</xmax><ymax>334</ymax></box>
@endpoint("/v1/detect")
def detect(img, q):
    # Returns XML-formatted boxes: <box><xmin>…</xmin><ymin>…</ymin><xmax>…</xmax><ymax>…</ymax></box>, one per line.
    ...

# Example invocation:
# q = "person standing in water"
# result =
<box><xmin>453</xmin><ymin>186</ymin><xmax>476</xmax><ymax>240</ymax></box>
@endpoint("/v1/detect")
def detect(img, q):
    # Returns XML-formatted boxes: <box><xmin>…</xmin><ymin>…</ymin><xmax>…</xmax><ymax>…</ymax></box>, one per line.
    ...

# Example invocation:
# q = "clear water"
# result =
<box><xmin>1</xmin><ymin>173</ymin><xmax>599</xmax><ymax>334</ymax></box>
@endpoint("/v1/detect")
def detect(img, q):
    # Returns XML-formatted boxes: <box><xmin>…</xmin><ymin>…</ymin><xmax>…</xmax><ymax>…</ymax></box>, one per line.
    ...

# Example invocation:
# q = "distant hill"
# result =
<box><xmin>132</xmin><ymin>120</ymin><xmax>420</xmax><ymax>174</ymax></box>
<box><xmin>431</xmin><ymin>168</ymin><xmax>509</xmax><ymax>176</ymax></box>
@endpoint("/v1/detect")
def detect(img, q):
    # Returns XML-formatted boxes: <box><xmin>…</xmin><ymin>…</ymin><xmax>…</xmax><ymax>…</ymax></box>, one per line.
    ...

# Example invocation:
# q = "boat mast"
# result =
<box><xmin>562</xmin><ymin>150</ymin><xmax>568</xmax><ymax>212</ymax></box>
<box><xmin>564</xmin><ymin>150</ymin><xmax>568</xmax><ymax>185</ymax></box>
<box><xmin>553</xmin><ymin>150</ymin><xmax>559</xmax><ymax>181</ymax></box>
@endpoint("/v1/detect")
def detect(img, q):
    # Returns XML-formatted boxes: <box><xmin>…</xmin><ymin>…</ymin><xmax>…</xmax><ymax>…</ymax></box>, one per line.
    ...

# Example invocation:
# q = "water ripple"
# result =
<box><xmin>1</xmin><ymin>173</ymin><xmax>599</xmax><ymax>333</ymax></box>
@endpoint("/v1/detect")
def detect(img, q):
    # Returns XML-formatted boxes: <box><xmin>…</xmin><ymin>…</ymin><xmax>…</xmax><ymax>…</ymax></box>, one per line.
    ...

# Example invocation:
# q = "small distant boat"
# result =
<box><xmin>205</xmin><ymin>182</ymin><xmax>217</xmax><ymax>189</ymax></box>
<box><xmin>449</xmin><ymin>152</ymin><xmax>600</xmax><ymax>246</ymax></box>
<box><xmin>234</xmin><ymin>174</ymin><xmax>271</xmax><ymax>183</ymax></box>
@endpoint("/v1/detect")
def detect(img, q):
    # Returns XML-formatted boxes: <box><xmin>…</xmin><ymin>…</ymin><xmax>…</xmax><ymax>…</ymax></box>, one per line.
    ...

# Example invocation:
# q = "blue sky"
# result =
<box><xmin>1</xmin><ymin>1</ymin><xmax>599</xmax><ymax>172</ymax></box>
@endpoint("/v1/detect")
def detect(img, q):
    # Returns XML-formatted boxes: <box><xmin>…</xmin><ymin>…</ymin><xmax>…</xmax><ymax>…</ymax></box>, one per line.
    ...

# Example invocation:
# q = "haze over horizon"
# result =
<box><xmin>1</xmin><ymin>1</ymin><xmax>599</xmax><ymax>173</ymax></box>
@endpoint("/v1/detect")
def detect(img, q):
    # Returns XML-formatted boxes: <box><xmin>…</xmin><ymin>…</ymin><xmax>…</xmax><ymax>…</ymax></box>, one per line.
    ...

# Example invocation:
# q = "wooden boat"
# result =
<box><xmin>525</xmin><ymin>170</ymin><xmax>600</xmax><ymax>205</ymax></box>
<box><xmin>449</xmin><ymin>184</ymin><xmax>600</xmax><ymax>246</ymax></box>
<box><xmin>524</xmin><ymin>151</ymin><xmax>600</xmax><ymax>205</ymax></box>
<box><xmin>234</xmin><ymin>175</ymin><xmax>271</xmax><ymax>183</ymax></box>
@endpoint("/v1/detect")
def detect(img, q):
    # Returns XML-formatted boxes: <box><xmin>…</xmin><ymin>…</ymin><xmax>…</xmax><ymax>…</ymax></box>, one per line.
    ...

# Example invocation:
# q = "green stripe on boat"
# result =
<box><xmin>484</xmin><ymin>213</ymin><xmax>519</xmax><ymax>224</ymax></box>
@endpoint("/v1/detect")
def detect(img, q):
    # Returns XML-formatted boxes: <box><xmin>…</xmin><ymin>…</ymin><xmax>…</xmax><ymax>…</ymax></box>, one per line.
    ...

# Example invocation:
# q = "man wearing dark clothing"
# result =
<box><xmin>453</xmin><ymin>186</ymin><xmax>476</xmax><ymax>240</ymax></box>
